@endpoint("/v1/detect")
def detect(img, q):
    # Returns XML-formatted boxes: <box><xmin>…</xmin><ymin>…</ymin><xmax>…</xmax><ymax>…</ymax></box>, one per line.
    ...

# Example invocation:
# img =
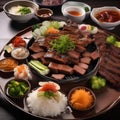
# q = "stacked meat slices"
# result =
<box><xmin>93</xmin><ymin>31</ymin><xmax>120</xmax><ymax>88</ymax></box>
<box><xmin>29</xmin><ymin>23</ymin><xmax>99</xmax><ymax>80</ymax></box>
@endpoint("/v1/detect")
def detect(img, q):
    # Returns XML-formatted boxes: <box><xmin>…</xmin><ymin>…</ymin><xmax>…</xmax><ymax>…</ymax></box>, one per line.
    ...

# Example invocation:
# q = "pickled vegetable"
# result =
<box><xmin>7</xmin><ymin>80</ymin><xmax>29</xmax><ymax>97</ymax></box>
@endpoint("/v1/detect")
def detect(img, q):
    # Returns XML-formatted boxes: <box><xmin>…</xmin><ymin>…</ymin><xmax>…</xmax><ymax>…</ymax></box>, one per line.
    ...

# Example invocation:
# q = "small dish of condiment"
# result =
<box><xmin>0</xmin><ymin>58</ymin><xmax>18</xmax><ymax>72</ymax></box>
<box><xmin>68</xmin><ymin>86</ymin><xmax>96</xmax><ymax>111</ymax></box>
<box><xmin>90</xmin><ymin>6</ymin><xmax>120</xmax><ymax>30</ymax></box>
<box><xmin>35</xmin><ymin>8</ymin><xmax>53</xmax><ymax>19</ymax></box>
<box><xmin>11</xmin><ymin>47</ymin><xmax>29</xmax><ymax>60</ymax></box>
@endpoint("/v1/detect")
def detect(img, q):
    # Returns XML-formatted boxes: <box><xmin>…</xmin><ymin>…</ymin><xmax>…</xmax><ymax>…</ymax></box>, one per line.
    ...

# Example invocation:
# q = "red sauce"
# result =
<box><xmin>95</xmin><ymin>10</ymin><xmax>120</xmax><ymax>22</ymax></box>
<box><xmin>68</xmin><ymin>10</ymin><xmax>81</xmax><ymax>16</ymax></box>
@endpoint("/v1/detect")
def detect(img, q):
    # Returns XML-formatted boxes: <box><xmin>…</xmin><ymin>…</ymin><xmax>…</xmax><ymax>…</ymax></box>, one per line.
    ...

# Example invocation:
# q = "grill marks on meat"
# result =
<box><xmin>93</xmin><ymin>30</ymin><xmax>120</xmax><ymax>88</ymax></box>
<box><xmin>29</xmin><ymin>42</ymin><xmax>44</xmax><ymax>52</ymax></box>
<box><xmin>28</xmin><ymin>23</ymin><xmax>99</xmax><ymax>80</ymax></box>
<box><xmin>48</xmin><ymin>62</ymin><xmax>73</xmax><ymax>74</ymax></box>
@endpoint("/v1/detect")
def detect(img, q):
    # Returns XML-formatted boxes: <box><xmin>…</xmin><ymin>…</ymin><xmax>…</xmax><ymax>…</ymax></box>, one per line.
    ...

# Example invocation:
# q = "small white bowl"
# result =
<box><xmin>90</xmin><ymin>6</ymin><xmax>120</xmax><ymax>30</ymax></box>
<box><xmin>61</xmin><ymin>1</ymin><xmax>91</xmax><ymax>19</ymax></box>
<box><xmin>3</xmin><ymin>0</ymin><xmax>39</xmax><ymax>23</ymax></box>
<box><xmin>62</xmin><ymin>6</ymin><xmax>86</xmax><ymax>23</ymax></box>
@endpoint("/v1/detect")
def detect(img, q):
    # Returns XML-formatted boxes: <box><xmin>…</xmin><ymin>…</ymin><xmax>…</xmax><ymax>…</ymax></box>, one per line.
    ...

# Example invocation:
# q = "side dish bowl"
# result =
<box><xmin>35</xmin><ymin>8</ymin><xmax>53</xmax><ymax>19</ymax></box>
<box><xmin>11</xmin><ymin>47</ymin><xmax>30</xmax><ymax>60</ymax></box>
<box><xmin>62</xmin><ymin>6</ymin><xmax>86</xmax><ymax>23</ymax></box>
<box><xmin>3</xmin><ymin>0</ymin><xmax>39</xmax><ymax>23</ymax></box>
<box><xmin>68</xmin><ymin>86</ymin><xmax>96</xmax><ymax>111</ymax></box>
<box><xmin>4</xmin><ymin>79</ymin><xmax>31</xmax><ymax>99</ymax></box>
<box><xmin>90</xmin><ymin>6</ymin><xmax>120</xmax><ymax>30</ymax></box>
<box><xmin>62</xmin><ymin>1</ymin><xmax>91</xmax><ymax>19</ymax></box>
<box><xmin>33</xmin><ymin>0</ymin><xmax>67</xmax><ymax>7</ymax></box>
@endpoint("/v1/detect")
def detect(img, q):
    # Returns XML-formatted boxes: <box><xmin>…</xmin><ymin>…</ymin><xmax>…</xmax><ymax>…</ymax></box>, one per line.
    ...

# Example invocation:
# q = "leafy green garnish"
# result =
<box><xmin>106</xmin><ymin>35</ymin><xmax>120</xmax><ymax>48</ymax></box>
<box><xmin>106</xmin><ymin>35</ymin><xmax>116</xmax><ymax>44</ymax></box>
<box><xmin>32</xmin><ymin>24</ymin><xmax>40</xmax><ymax>31</ymax></box>
<box><xmin>84</xmin><ymin>7</ymin><xmax>89</xmax><ymax>12</ymax></box>
<box><xmin>50</xmin><ymin>35</ymin><xmax>75</xmax><ymax>54</ymax></box>
<box><xmin>18</xmin><ymin>7</ymin><xmax>31</xmax><ymax>15</ymax></box>
<box><xmin>91</xmin><ymin>76</ymin><xmax>106</xmax><ymax>90</ymax></box>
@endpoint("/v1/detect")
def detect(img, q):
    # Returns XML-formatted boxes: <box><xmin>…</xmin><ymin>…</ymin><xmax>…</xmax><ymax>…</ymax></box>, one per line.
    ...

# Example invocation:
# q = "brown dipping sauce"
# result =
<box><xmin>36</xmin><ymin>9</ymin><xmax>52</xmax><ymax>18</ymax></box>
<box><xmin>68</xmin><ymin>10</ymin><xmax>81</xmax><ymax>16</ymax></box>
<box><xmin>95</xmin><ymin>10</ymin><xmax>120</xmax><ymax>22</ymax></box>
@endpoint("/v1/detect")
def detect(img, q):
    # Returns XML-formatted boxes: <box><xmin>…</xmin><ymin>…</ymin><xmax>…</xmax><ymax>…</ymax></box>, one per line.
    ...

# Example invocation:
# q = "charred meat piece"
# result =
<box><xmin>78</xmin><ymin>63</ymin><xmax>88</xmax><ymax>70</ymax></box>
<box><xmin>31</xmin><ymin>52</ymin><xmax>45</xmax><ymax>59</ymax></box>
<box><xmin>51</xmin><ymin>74</ymin><xmax>65</xmax><ymax>80</ymax></box>
<box><xmin>73</xmin><ymin>65</ymin><xmax>86</xmax><ymax>75</ymax></box>
<box><xmin>82</xmin><ymin>51</ymin><xmax>91</xmax><ymax>57</ymax></box>
<box><xmin>75</xmin><ymin>45</ymin><xmax>86</xmax><ymax>53</ymax></box>
<box><xmin>68</xmin><ymin>57</ymin><xmax>80</xmax><ymax>64</ymax></box>
<box><xmin>80</xmin><ymin>57</ymin><xmax>91</xmax><ymax>64</ymax></box>
<box><xmin>44</xmin><ymin>52</ymin><xmax>68</xmax><ymax>64</ymax></box>
<box><xmin>67</xmin><ymin>50</ymin><xmax>80</xmax><ymax>59</ymax></box>
<box><xmin>29</xmin><ymin>42</ymin><xmax>44</xmax><ymax>53</ymax></box>
<box><xmin>48</xmin><ymin>62</ymin><xmax>73</xmax><ymax>74</ymax></box>
<box><xmin>90</xmin><ymin>50</ymin><xmax>100</xmax><ymax>60</ymax></box>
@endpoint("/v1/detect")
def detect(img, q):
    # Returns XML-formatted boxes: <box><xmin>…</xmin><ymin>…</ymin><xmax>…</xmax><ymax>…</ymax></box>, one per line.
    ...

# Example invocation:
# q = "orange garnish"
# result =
<box><xmin>39</xmin><ymin>82</ymin><xmax>58</xmax><ymax>92</ymax></box>
<box><xmin>46</xmin><ymin>27</ymin><xmax>59</xmax><ymax>34</ymax></box>
<box><xmin>70</xmin><ymin>89</ymin><xmax>93</xmax><ymax>110</ymax></box>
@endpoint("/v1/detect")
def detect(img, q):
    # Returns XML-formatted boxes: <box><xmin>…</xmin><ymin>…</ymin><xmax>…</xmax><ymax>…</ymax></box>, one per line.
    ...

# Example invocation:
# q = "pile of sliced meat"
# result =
<box><xmin>29</xmin><ymin>23</ymin><xmax>99</xmax><ymax>80</ymax></box>
<box><xmin>93</xmin><ymin>30</ymin><xmax>120</xmax><ymax>88</ymax></box>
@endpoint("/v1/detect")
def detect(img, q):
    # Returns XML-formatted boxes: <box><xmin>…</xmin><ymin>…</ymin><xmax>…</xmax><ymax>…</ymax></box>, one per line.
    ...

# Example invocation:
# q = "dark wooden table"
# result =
<box><xmin>0</xmin><ymin>0</ymin><xmax>120</xmax><ymax>120</ymax></box>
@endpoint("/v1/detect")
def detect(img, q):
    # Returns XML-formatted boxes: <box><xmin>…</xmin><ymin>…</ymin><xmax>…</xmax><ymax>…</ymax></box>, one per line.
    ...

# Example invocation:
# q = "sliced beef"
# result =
<box><xmin>44</xmin><ymin>52</ymin><xmax>68</xmax><ymax>64</ymax></box>
<box><xmin>29</xmin><ymin>42</ymin><xmax>44</xmax><ymax>53</ymax></box>
<box><xmin>90</xmin><ymin>50</ymin><xmax>100</xmax><ymax>60</ymax></box>
<box><xmin>75</xmin><ymin>45</ymin><xmax>86</xmax><ymax>53</ymax></box>
<box><xmin>73</xmin><ymin>65</ymin><xmax>86</xmax><ymax>75</ymax></box>
<box><xmin>48</xmin><ymin>62</ymin><xmax>73</xmax><ymax>74</ymax></box>
<box><xmin>51</xmin><ymin>74</ymin><xmax>65</xmax><ymax>80</ymax></box>
<box><xmin>80</xmin><ymin>57</ymin><xmax>91</xmax><ymax>64</ymax></box>
<box><xmin>78</xmin><ymin>63</ymin><xmax>88</xmax><ymax>70</ymax></box>
<box><xmin>82</xmin><ymin>51</ymin><xmax>91</xmax><ymax>57</ymax></box>
<box><xmin>67</xmin><ymin>50</ymin><xmax>80</xmax><ymax>59</ymax></box>
<box><xmin>31</xmin><ymin>52</ymin><xmax>45</xmax><ymax>59</ymax></box>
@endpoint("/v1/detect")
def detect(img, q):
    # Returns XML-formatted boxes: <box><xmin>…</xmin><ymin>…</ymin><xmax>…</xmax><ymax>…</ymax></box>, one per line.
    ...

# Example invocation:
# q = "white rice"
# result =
<box><xmin>26</xmin><ymin>88</ymin><xmax>67</xmax><ymax>117</ymax></box>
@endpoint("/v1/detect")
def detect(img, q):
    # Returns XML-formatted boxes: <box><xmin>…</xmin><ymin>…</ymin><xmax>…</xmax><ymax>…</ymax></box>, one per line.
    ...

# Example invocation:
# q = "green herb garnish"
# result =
<box><xmin>18</xmin><ymin>7</ymin><xmax>31</xmax><ymax>15</ymax></box>
<box><xmin>91</xmin><ymin>76</ymin><xmax>106</xmax><ymax>90</ymax></box>
<box><xmin>50</xmin><ymin>35</ymin><xmax>75</xmax><ymax>54</ymax></box>
<box><xmin>106</xmin><ymin>35</ymin><xmax>116</xmax><ymax>44</ymax></box>
<box><xmin>84</xmin><ymin>7</ymin><xmax>89</xmax><ymax>12</ymax></box>
<box><xmin>106</xmin><ymin>35</ymin><xmax>120</xmax><ymax>48</ymax></box>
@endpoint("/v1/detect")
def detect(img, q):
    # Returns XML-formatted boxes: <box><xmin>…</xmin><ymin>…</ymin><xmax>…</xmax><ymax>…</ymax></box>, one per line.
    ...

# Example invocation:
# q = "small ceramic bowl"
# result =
<box><xmin>4</xmin><ymin>79</ymin><xmax>31</xmax><ymax>99</ymax></box>
<box><xmin>35</xmin><ymin>8</ymin><xmax>53</xmax><ymax>19</ymax></box>
<box><xmin>62</xmin><ymin>6</ymin><xmax>86</xmax><ymax>23</ymax></box>
<box><xmin>3</xmin><ymin>0</ymin><xmax>39</xmax><ymax>23</ymax></box>
<box><xmin>90</xmin><ymin>6</ymin><xmax>120</xmax><ymax>30</ymax></box>
<box><xmin>11</xmin><ymin>47</ymin><xmax>30</xmax><ymax>60</ymax></box>
<box><xmin>68</xmin><ymin>86</ymin><xmax>96</xmax><ymax>111</ymax></box>
<box><xmin>0</xmin><ymin>58</ymin><xmax>18</xmax><ymax>72</ymax></box>
<box><xmin>62</xmin><ymin>1</ymin><xmax>91</xmax><ymax>19</ymax></box>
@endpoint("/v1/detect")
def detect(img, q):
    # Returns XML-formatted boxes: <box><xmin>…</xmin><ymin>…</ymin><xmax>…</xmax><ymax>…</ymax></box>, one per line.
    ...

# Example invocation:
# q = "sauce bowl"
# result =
<box><xmin>62</xmin><ymin>6</ymin><xmax>86</xmax><ymax>23</ymax></box>
<box><xmin>90</xmin><ymin>6</ymin><xmax>120</xmax><ymax>30</ymax></box>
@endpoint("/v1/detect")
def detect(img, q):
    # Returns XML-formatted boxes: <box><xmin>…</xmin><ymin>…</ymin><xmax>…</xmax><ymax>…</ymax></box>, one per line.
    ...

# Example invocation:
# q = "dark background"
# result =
<box><xmin>0</xmin><ymin>0</ymin><xmax>120</xmax><ymax>120</ymax></box>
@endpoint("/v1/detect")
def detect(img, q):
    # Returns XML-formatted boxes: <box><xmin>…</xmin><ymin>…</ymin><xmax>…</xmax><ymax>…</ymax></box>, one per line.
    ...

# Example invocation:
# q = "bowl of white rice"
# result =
<box><xmin>3</xmin><ymin>0</ymin><xmax>39</xmax><ymax>23</ymax></box>
<box><xmin>25</xmin><ymin>81</ymin><xmax>68</xmax><ymax>117</ymax></box>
